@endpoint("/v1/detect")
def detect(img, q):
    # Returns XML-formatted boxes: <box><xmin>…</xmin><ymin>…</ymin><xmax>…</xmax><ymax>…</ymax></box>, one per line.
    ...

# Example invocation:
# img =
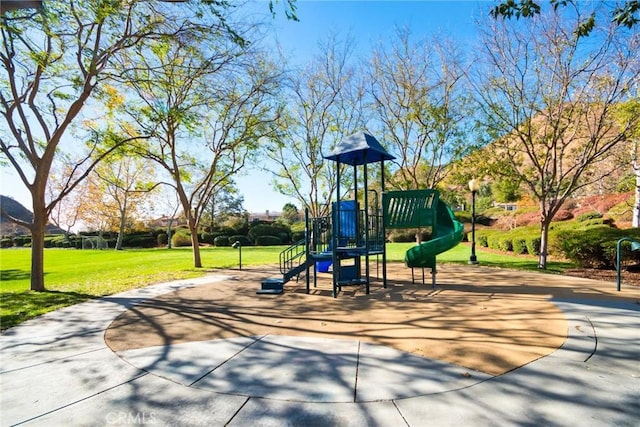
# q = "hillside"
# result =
<box><xmin>0</xmin><ymin>195</ymin><xmax>64</xmax><ymax>235</ymax></box>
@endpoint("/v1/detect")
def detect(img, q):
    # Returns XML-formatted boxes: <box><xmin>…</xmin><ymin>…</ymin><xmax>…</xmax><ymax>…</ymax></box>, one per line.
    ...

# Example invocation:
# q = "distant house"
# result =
<box><xmin>248</xmin><ymin>210</ymin><xmax>282</xmax><ymax>222</ymax></box>
<box><xmin>145</xmin><ymin>215</ymin><xmax>185</xmax><ymax>228</ymax></box>
<box><xmin>493</xmin><ymin>202</ymin><xmax>518</xmax><ymax>211</ymax></box>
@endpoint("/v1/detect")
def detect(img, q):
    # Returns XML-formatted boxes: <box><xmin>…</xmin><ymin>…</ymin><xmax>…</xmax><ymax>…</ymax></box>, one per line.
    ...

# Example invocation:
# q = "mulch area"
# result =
<box><xmin>105</xmin><ymin>262</ymin><xmax>640</xmax><ymax>377</ymax></box>
<box><xmin>564</xmin><ymin>267</ymin><xmax>640</xmax><ymax>287</ymax></box>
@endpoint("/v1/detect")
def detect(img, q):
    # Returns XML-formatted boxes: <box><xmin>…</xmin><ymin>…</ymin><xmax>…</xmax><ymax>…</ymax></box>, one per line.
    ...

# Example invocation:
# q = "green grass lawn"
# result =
<box><xmin>0</xmin><ymin>243</ymin><xmax>574</xmax><ymax>331</ymax></box>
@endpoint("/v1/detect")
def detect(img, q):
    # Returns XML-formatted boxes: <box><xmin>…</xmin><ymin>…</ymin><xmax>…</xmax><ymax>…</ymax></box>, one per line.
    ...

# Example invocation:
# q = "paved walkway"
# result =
<box><xmin>1</xmin><ymin>273</ymin><xmax>639</xmax><ymax>426</ymax></box>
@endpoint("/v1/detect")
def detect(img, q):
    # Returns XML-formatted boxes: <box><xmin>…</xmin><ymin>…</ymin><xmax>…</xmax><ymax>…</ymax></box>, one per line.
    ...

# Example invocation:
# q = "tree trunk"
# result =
<box><xmin>30</xmin><ymin>199</ymin><xmax>47</xmax><ymax>292</ymax></box>
<box><xmin>115</xmin><ymin>203</ymin><xmax>127</xmax><ymax>250</ymax></box>
<box><xmin>634</xmin><ymin>165</ymin><xmax>640</xmax><ymax>228</ymax></box>
<box><xmin>189</xmin><ymin>220</ymin><xmax>202</xmax><ymax>268</ymax></box>
<box><xmin>538</xmin><ymin>217</ymin><xmax>551</xmax><ymax>269</ymax></box>
<box><xmin>167</xmin><ymin>220</ymin><xmax>173</xmax><ymax>249</ymax></box>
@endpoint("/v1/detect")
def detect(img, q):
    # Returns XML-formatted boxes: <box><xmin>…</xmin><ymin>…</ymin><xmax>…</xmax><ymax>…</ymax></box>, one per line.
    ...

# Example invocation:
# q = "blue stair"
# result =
<box><xmin>257</xmin><ymin>239</ymin><xmax>308</xmax><ymax>295</ymax></box>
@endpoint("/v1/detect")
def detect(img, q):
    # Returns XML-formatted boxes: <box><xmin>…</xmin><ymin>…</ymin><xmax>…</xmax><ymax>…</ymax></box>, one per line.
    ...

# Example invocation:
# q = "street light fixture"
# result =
<box><xmin>232</xmin><ymin>240</ymin><xmax>242</xmax><ymax>270</ymax></box>
<box><xmin>468</xmin><ymin>178</ymin><xmax>480</xmax><ymax>265</ymax></box>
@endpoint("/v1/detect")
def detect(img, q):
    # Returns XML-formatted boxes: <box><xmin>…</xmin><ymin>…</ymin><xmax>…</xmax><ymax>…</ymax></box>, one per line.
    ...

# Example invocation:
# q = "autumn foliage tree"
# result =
<box><xmin>470</xmin><ymin>3</ymin><xmax>640</xmax><ymax>268</ymax></box>
<box><xmin>92</xmin><ymin>153</ymin><xmax>158</xmax><ymax>250</ymax></box>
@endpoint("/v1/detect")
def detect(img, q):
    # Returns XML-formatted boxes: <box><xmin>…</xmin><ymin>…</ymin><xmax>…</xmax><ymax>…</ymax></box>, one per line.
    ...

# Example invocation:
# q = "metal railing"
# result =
<box><xmin>279</xmin><ymin>238</ymin><xmax>306</xmax><ymax>276</ymax></box>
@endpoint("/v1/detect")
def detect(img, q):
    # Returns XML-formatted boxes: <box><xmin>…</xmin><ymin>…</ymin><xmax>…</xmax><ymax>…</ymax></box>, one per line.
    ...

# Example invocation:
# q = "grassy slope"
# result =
<box><xmin>0</xmin><ymin>244</ymin><xmax>574</xmax><ymax>330</ymax></box>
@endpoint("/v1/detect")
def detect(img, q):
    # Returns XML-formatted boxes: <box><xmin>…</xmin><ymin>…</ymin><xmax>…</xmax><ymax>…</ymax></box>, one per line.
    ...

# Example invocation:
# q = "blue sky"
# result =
<box><xmin>237</xmin><ymin>0</ymin><xmax>488</xmax><ymax>213</ymax></box>
<box><xmin>1</xmin><ymin>1</ymin><xmax>489</xmax><ymax>215</ymax></box>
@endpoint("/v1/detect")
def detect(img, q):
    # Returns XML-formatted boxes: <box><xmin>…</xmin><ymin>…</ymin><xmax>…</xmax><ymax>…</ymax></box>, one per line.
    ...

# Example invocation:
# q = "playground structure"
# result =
<box><xmin>258</xmin><ymin>132</ymin><xmax>464</xmax><ymax>297</ymax></box>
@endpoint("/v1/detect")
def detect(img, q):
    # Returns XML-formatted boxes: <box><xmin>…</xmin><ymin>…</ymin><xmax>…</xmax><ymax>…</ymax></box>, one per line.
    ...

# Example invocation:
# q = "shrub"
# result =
<box><xmin>0</xmin><ymin>238</ymin><xmax>13</xmax><ymax>248</ymax></box>
<box><xmin>249</xmin><ymin>224</ymin><xmax>275</xmax><ymax>241</ymax></box>
<box><xmin>248</xmin><ymin>223</ymin><xmax>291</xmax><ymax>244</ymax></box>
<box><xmin>496</xmin><ymin>236</ymin><xmax>513</xmax><ymax>252</ymax></box>
<box><xmin>554</xmin><ymin>226</ymin><xmax>640</xmax><ymax>268</ymax></box>
<box><xmin>200</xmin><ymin>231</ymin><xmax>214</xmax><ymax>245</ymax></box>
<box><xmin>125</xmin><ymin>234</ymin><xmax>157</xmax><ymax>248</ymax></box>
<box><xmin>171</xmin><ymin>230</ymin><xmax>192</xmax><ymax>247</ymax></box>
<box><xmin>277</xmin><ymin>232</ymin><xmax>292</xmax><ymax>245</ymax></box>
<box><xmin>515</xmin><ymin>211</ymin><xmax>539</xmax><ymax>227</ymax></box>
<box><xmin>389</xmin><ymin>230</ymin><xmax>431</xmax><ymax>243</ymax></box>
<box><xmin>211</xmin><ymin>226</ymin><xmax>238</xmax><ymax>236</ymax></box>
<box><xmin>554</xmin><ymin>227</ymin><xmax>605</xmax><ymax>267</ymax></box>
<box><xmin>512</xmin><ymin>237</ymin><xmax>528</xmax><ymax>254</ymax></box>
<box><xmin>214</xmin><ymin>235</ymin><xmax>229</xmax><ymax>247</ymax></box>
<box><xmin>576</xmin><ymin>211</ymin><xmax>603</xmax><ymax>222</ymax></box>
<box><xmin>157</xmin><ymin>233</ymin><xmax>168</xmax><ymax>246</ymax></box>
<box><xmin>255</xmin><ymin>235</ymin><xmax>282</xmax><ymax>246</ymax></box>
<box><xmin>229</xmin><ymin>235</ymin><xmax>252</xmax><ymax>246</ymax></box>
<box><xmin>13</xmin><ymin>236</ymin><xmax>27</xmax><ymax>247</ymax></box>
<box><xmin>476</xmin><ymin>232</ymin><xmax>489</xmax><ymax>247</ymax></box>
<box><xmin>525</xmin><ymin>236</ymin><xmax>541</xmax><ymax>256</ymax></box>
<box><xmin>486</xmin><ymin>233</ymin><xmax>501</xmax><ymax>250</ymax></box>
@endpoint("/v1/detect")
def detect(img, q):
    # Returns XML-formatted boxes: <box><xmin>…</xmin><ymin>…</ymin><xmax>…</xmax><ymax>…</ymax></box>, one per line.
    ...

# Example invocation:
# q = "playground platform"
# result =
<box><xmin>1</xmin><ymin>264</ymin><xmax>639</xmax><ymax>426</ymax></box>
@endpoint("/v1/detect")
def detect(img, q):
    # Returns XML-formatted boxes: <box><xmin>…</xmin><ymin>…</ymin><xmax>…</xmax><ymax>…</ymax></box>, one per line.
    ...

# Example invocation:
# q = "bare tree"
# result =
<box><xmin>121</xmin><ymin>25</ymin><xmax>284</xmax><ymax>267</ymax></box>
<box><xmin>267</xmin><ymin>32</ymin><xmax>367</xmax><ymax>218</ymax></box>
<box><xmin>472</xmin><ymin>4</ymin><xmax>640</xmax><ymax>268</ymax></box>
<box><xmin>368</xmin><ymin>27</ymin><xmax>470</xmax><ymax>191</ymax></box>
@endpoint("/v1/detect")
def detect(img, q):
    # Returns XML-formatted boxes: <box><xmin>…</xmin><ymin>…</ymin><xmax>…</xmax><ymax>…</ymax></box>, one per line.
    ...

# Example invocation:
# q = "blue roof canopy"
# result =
<box><xmin>324</xmin><ymin>132</ymin><xmax>395</xmax><ymax>166</ymax></box>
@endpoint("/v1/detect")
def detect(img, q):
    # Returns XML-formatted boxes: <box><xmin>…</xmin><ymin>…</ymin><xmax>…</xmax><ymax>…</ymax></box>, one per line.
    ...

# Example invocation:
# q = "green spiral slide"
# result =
<box><xmin>404</xmin><ymin>199</ymin><xmax>464</xmax><ymax>268</ymax></box>
<box><xmin>383</xmin><ymin>189</ymin><xmax>464</xmax><ymax>269</ymax></box>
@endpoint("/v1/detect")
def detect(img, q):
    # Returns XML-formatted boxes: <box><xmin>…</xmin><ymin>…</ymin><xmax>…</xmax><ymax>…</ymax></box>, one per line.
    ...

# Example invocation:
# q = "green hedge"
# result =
<box><xmin>475</xmin><ymin>222</ymin><xmax>640</xmax><ymax>269</ymax></box>
<box><xmin>214</xmin><ymin>235</ymin><xmax>229</xmax><ymax>247</ymax></box>
<box><xmin>124</xmin><ymin>233</ymin><xmax>157</xmax><ymax>248</ymax></box>
<box><xmin>475</xmin><ymin>227</ymin><xmax>541</xmax><ymax>256</ymax></box>
<box><xmin>255</xmin><ymin>235</ymin><xmax>282</xmax><ymax>246</ymax></box>
<box><xmin>248</xmin><ymin>224</ymin><xmax>291</xmax><ymax>244</ymax></box>
<box><xmin>554</xmin><ymin>226</ymin><xmax>640</xmax><ymax>268</ymax></box>
<box><xmin>200</xmin><ymin>231</ymin><xmax>214</xmax><ymax>245</ymax></box>
<box><xmin>389</xmin><ymin>230</ymin><xmax>431</xmax><ymax>243</ymax></box>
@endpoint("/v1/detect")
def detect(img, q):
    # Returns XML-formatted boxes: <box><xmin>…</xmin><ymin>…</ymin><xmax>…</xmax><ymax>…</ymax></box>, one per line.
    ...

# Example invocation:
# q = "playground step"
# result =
<box><xmin>258</xmin><ymin>278</ymin><xmax>284</xmax><ymax>295</ymax></box>
<box><xmin>256</xmin><ymin>288</ymin><xmax>283</xmax><ymax>295</ymax></box>
<box><xmin>337</xmin><ymin>278</ymin><xmax>368</xmax><ymax>287</ymax></box>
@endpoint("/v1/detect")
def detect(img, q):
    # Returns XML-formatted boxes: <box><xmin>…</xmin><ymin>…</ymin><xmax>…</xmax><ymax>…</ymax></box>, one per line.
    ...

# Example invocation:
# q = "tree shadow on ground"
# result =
<box><xmin>0</xmin><ymin>290</ymin><xmax>95</xmax><ymax>331</ymax></box>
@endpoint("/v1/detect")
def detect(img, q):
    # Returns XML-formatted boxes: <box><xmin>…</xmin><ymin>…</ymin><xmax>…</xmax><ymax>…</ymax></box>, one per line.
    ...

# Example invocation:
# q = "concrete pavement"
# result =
<box><xmin>1</xmin><ymin>274</ymin><xmax>638</xmax><ymax>426</ymax></box>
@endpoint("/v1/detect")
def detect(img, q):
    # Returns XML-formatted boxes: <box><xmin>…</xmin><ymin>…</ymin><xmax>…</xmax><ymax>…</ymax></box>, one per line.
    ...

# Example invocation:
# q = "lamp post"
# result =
<box><xmin>468</xmin><ymin>178</ymin><xmax>480</xmax><ymax>265</ymax></box>
<box><xmin>232</xmin><ymin>240</ymin><xmax>242</xmax><ymax>270</ymax></box>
